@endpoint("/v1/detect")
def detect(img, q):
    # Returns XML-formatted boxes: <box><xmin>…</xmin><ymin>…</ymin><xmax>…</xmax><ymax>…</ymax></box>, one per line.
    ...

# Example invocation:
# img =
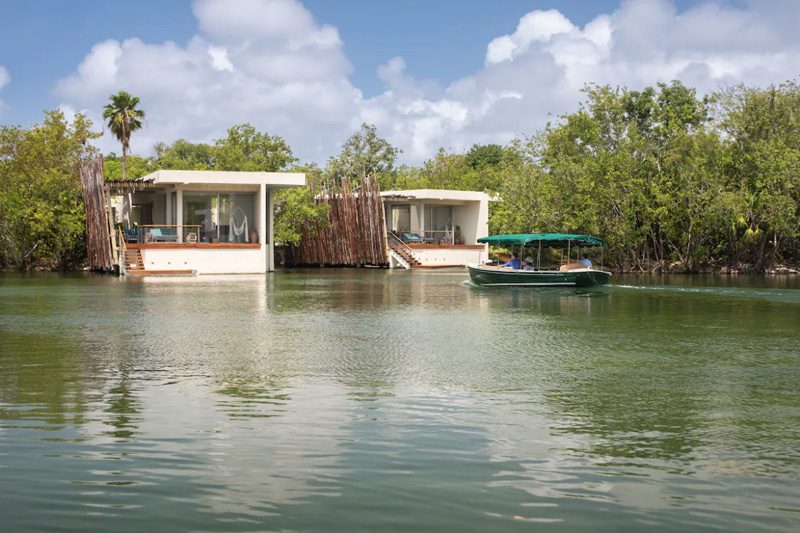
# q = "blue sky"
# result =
<box><xmin>0</xmin><ymin>0</ymin><xmax>793</xmax><ymax>164</ymax></box>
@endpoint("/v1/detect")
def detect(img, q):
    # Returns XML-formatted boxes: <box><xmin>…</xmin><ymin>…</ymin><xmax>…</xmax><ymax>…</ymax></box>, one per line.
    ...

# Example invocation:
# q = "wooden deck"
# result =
<box><xmin>129</xmin><ymin>243</ymin><xmax>260</xmax><ymax>250</ymax></box>
<box><xmin>411</xmin><ymin>264</ymin><xmax>466</xmax><ymax>269</ymax></box>
<box><xmin>127</xmin><ymin>269</ymin><xmax>196</xmax><ymax>276</ymax></box>
<box><xmin>407</xmin><ymin>245</ymin><xmax>485</xmax><ymax>250</ymax></box>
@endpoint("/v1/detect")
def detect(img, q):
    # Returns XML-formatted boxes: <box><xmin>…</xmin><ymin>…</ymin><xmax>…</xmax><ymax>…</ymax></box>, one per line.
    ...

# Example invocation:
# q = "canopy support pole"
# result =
<box><xmin>538</xmin><ymin>240</ymin><xmax>541</xmax><ymax>270</ymax></box>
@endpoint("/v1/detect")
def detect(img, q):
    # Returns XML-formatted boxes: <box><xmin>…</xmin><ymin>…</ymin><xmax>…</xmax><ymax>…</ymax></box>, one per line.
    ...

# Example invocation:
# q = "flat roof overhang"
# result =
<box><xmin>380</xmin><ymin>189</ymin><xmax>494</xmax><ymax>202</ymax></box>
<box><xmin>106</xmin><ymin>178</ymin><xmax>156</xmax><ymax>194</ymax></box>
<box><xmin>144</xmin><ymin>170</ymin><xmax>306</xmax><ymax>188</ymax></box>
<box><xmin>105</xmin><ymin>170</ymin><xmax>306</xmax><ymax>195</ymax></box>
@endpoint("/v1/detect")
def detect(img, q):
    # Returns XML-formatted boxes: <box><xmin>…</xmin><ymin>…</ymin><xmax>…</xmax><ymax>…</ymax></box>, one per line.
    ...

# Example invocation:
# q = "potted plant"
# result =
<box><xmin>455</xmin><ymin>226</ymin><xmax>464</xmax><ymax>245</ymax></box>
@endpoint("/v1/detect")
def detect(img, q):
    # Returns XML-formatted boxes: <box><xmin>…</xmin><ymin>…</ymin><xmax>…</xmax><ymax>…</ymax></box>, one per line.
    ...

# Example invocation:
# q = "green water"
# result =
<box><xmin>1</xmin><ymin>271</ymin><xmax>799</xmax><ymax>532</ymax></box>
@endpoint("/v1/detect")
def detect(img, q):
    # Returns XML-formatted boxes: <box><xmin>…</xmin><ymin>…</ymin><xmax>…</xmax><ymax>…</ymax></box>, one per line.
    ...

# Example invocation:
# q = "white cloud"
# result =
<box><xmin>53</xmin><ymin>0</ymin><xmax>800</xmax><ymax>165</ymax></box>
<box><xmin>359</xmin><ymin>0</ymin><xmax>800</xmax><ymax>162</ymax></box>
<box><xmin>0</xmin><ymin>65</ymin><xmax>9</xmax><ymax>89</ymax></box>
<box><xmin>486</xmin><ymin>9</ymin><xmax>577</xmax><ymax>65</ymax></box>
<box><xmin>57</xmin><ymin>103</ymin><xmax>79</xmax><ymax>124</ymax></box>
<box><xmin>0</xmin><ymin>65</ymin><xmax>9</xmax><ymax>116</ymax></box>
<box><xmin>208</xmin><ymin>46</ymin><xmax>234</xmax><ymax>72</ymax></box>
<box><xmin>192</xmin><ymin>0</ymin><xmax>316</xmax><ymax>43</ymax></box>
<box><xmin>54</xmin><ymin>0</ymin><xmax>359</xmax><ymax>160</ymax></box>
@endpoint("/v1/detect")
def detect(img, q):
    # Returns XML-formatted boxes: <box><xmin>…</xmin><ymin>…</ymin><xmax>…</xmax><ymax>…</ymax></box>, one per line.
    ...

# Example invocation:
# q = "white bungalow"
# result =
<box><xmin>110</xmin><ymin>170</ymin><xmax>305</xmax><ymax>275</ymax></box>
<box><xmin>381</xmin><ymin>189</ymin><xmax>493</xmax><ymax>268</ymax></box>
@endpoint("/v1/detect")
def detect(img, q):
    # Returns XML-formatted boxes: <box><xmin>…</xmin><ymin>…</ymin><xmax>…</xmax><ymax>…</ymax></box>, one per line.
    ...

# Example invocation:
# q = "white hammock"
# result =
<box><xmin>229</xmin><ymin>213</ymin><xmax>248</xmax><ymax>243</ymax></box>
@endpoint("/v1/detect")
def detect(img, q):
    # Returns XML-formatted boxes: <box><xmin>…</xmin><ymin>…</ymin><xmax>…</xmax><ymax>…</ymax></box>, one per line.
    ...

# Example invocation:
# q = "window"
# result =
<box><xmin>424</xmin><ymin>205</ymin><xmax>452</xmax><ymax>231</ymax></box>
<box><xmin>131</xmin><ymin>203</ymin><xmax>152</xmax><ymax>226</ymax></box>
<box><xmin>183</xmin><ymin>192</ymin><xmax>255</xmax><ymax>243</ymax></box>
<box><xmin>390</xmin><ymin>205</ymin><xmax>410</xmax><ymax>232</ymax></box>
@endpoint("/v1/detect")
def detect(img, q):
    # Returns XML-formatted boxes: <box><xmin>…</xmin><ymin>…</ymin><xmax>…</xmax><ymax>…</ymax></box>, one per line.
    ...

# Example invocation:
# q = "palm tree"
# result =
<box><xmin>102</xmin><ymin>91</ymin><xmax>145</xmax><ymax>181</ymax></box>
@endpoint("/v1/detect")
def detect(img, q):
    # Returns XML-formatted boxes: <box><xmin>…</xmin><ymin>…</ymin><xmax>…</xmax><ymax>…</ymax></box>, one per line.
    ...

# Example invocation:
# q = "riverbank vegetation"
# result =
<box><xmin>500</xmin><ymin>82</ymin><xmax>800</xmax><ymax>272</ymax></box>
<box><xmin>1</xmin><ymin>80</ymin><xmax>798</xmax><ymax>272</ymax></box>
<box><xmin>0</xmin><ymin>111</ymin><xmax>98</xmax><ymax>270</ymax></box>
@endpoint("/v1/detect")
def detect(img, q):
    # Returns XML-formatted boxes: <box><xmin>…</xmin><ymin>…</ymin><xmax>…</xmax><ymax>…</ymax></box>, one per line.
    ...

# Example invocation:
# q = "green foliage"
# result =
<box><xmin>387</xmin><ymin>146</ymin><xmax>509</xmax><ymax>193</ymax></box>
<box><xmin>273</xmin><ymin>187</ymin><xmax>331</xmax><ymax>246</ymax></box>
<box><xmin>5</xmin><ymin>82</ymin><xmax>798</xmax><ymax>273</ymax></box>
<box><xmin>102</xmin><ymin>91</ymin><xmax>145</xmax><ymax>181</ymax></box>
<box><xmin>327</xmin><ymin>123</ymin><xmax>400</xmax><ymax>189</ymax></box>
<box><xmin>153</xmin><ymin>139</ymin><xmax>216</xmax><ymax>170</ymax></box>
<box><xmin>464</xmin><ymin>143</ymin><xmax>504</xmax><ymax>168</ymax></box>
<box><xmin>150</xmin><ymin>126</ymin><xmax>295</xmax><ymax>173</ymax></box>
<box><xmin>0</xmin><ymin>110</ymin><xmax>99</xmax><ymax>270</ymax></box>
<box><xmin>273</xmin><ymin>164</ymin><xmax>330</xmax><ymax>245</ymax></box>
<box><xmin>214</xmin><ymin>124</ymin><xmax>297</xmax><ymax>172</ymax></box>
<box><xmin>711</xmin><ymin>82</ymin><xmax>800</xmax><ymax>269</ymax></box>
<box><xmin>103</xmin><ymin>153</ymin><xmax>154</xmax><ymax>180</ymax></box>
<box><xmin>495</xmin><ymin>80</ymin><xmax>800</xmax><ymax>271</ymax></box>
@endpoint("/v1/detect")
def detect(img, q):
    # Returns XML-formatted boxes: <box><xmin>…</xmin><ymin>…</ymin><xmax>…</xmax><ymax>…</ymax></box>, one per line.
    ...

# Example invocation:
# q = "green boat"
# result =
<box><xmin>468</xmin><ymin>233</ymin><xmax>612</xmax><ymax>287</ymax></box>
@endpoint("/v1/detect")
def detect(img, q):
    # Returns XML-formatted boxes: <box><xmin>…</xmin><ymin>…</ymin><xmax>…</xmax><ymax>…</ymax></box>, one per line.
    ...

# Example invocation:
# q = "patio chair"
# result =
<box><xmin>123</xmin><ymin>228</ymin><xmax>138</xmax><ymax>243</ymax></box>
<box><xmin>402</xmin><ymin>232</ymin><xmax>423</xmax><ymax>245</ymax></box>
<box><xmin>147</xmin><ymin>228</ymin><xmax>179</xmax><ymax>242</ymax></box>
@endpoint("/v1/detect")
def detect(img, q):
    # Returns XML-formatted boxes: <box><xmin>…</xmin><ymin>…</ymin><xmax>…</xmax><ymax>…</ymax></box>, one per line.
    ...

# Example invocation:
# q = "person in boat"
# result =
<box><xmin>579</xmin><ymin>254</ymin><xmax>592</xmax><ymax>268</ymax></box>
<box><xmin>522</xmin><ymin>256</ymin><xmax>536</xmax><ymax>271</ymax></box>
<box><xmin>501</xmin><ymin>253</ymin><xmax>522</xmax><ymax>269</ymax></box>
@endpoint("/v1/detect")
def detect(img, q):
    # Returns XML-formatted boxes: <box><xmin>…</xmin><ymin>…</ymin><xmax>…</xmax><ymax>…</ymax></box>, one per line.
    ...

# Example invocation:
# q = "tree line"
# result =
<box><xmin>500</xmin><ymin>81</ymin><xmax>800</xmax><ymax>272</ymax></box>
<box><xmin>388</xmin><ymin>81</ymin><xmax>800</xmax><ymax>272</ymax></box>
<box><xmin>1</xmin><ymin>81</ymin><xmax>799</xmax><ymax>271</ymax></box>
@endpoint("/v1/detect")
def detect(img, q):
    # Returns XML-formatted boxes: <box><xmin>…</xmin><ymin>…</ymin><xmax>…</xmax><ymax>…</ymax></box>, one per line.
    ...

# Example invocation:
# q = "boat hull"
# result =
<box><xmin>467</xmin><ymin>264</ymin><xmax>611</xmax><ymax>287</ymax></box>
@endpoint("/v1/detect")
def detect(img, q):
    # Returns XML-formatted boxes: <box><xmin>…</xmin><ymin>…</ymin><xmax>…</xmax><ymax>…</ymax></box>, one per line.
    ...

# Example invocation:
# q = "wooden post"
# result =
<box><xmin>293</xmin><ymin>175</ymin><xmax>388</xmax><ymax>267</ymax></box>
<box><xmin>80</xmin><ymin>157</ymin><xmax>114</xmax><ymax>272</ymax></box>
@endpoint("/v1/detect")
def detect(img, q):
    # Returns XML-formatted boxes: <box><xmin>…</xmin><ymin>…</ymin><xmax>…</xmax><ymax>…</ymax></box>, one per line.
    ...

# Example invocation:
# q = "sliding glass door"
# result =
<box><xmin>183</xmin><ymin>192</ymin><xmax>255</xmax><ymax>243</ymax></box>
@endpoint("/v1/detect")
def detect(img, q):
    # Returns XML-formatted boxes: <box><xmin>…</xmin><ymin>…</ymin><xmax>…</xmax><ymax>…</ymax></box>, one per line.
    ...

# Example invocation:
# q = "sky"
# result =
<box><xmin>0</xmin><ymin>0</ymin><xmax>798</xmax><ymax>166</ymax></box>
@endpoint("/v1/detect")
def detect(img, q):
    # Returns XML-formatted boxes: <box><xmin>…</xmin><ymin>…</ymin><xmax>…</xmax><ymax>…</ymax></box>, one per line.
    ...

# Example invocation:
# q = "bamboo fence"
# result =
<box><xmin>293</xmin><ymin>175</ymin><xmax>388</xmax><ymax>266</ymax></box>
<box><xmin>80</xmin><ymin>157</ymin><xmax>114</xmax><ymax>271</ymax></box>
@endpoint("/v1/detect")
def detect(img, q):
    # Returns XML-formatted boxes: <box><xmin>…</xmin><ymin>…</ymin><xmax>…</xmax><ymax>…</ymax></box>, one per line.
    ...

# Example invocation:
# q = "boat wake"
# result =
<box><xmin>608</xmin><ymin>283</ymin><xmax>800</xmax><ymax>304</ymax></box>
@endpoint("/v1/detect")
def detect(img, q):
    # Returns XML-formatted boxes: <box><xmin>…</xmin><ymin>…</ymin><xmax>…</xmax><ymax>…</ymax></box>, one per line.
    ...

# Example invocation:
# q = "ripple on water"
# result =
<box><xmin>1</xmin><ymin>271</ymin><xmax>799</xmax><ymax>531</ymax></box>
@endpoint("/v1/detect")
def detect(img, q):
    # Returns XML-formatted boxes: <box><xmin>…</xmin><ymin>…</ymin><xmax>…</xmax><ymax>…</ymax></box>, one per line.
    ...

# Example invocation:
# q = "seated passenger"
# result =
<box><xmin>579</xmin><ymin>254</ymin><xmax>592</xmax><ymax>268</ymax></box>
<box><xmin>522</xmin><ymin>263</ymin><xmax>536</xmax><ymax>271</ymax></box>
<box><xmin>501</xmin><ymin>253</ymin><xmax>522</xmax><ymax>270</ymax></box>
<box><xmin>559</xmin><ymin>261</ymin><xmax>583</xmax><ymax>271</ymax></box>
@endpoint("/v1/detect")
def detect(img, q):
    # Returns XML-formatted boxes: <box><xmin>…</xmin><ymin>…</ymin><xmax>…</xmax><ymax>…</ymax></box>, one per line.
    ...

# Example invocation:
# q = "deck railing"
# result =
<box><xmin>392</xmin><ymin>229</ymin><xmax>457</xmax><ymax>246</ymax></box>
<box><xmin>117</xmin><ymin>227</ymin><xmax>128</xmax><ymax>275</ymax></box>
<box><xmin>388</xmin><ymin>232</ymin><xmax>414</xmax><ymax>252</ymax></box>
<box><xmin>122</xmin><ymin>225</ymin><xmax>202</xmax><ymax>244</ymax></box>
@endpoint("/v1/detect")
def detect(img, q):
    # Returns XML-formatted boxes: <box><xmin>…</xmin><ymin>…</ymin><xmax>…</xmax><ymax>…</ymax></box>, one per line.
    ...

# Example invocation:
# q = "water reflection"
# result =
<box><xmin>1</xmin><ymin>271</ymin><xmax>799</xmax><ymax>531</ymax></box>
<box><xmin>103</xmin><ymin>369</ymin><xmax>140</xmax><ymax>440</ymax></box>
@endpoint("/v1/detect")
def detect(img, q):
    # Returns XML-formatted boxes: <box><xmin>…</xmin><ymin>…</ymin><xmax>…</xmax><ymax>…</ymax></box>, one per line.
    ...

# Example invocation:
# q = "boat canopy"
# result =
<box><xmin>477</xmin><ymin>233</ymin><xmax>606</xmax><ymax>248</ymax></box>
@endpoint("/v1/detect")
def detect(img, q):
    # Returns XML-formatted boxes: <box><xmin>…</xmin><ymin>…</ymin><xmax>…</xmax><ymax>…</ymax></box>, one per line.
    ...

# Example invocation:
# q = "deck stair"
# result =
<box><xmin>120</xmin><ymin>242</ymin><xmax>196</xmax><ymax>277</ymax></box>
<box><xmin>126</xmin><ymin>248</ymin><xmax>145</xmax><ymax>271</ymax></box>
<box><xmin>389</xmin><ymin>245</ymin><xmax>421</xmax><ymax>269</ymax></box>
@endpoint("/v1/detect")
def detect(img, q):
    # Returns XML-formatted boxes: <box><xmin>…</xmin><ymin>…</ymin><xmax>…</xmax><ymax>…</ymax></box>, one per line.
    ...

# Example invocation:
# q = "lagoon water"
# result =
<box><xmin>1</xmin><ymin>270</ymin><xmax>799</xmax><ymax>532</ymax></box>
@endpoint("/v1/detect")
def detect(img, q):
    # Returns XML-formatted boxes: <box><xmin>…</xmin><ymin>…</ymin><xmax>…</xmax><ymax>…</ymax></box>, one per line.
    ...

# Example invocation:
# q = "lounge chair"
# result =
<box><xmin>146</xmin><ymin>228</ymin><xmax>179</xmax><ymax>242</ymax></box>
<box><xmin>402</xmin><ymin>232</ymin><xmax>423</xmax><ymax>245</ymax></box>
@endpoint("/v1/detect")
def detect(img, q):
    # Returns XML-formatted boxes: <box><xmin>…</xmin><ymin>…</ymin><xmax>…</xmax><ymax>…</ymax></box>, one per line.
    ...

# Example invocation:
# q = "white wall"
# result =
<box><xmin>413</xmin><ymin>248</ymin><xmax>485</xmax><ymax>266</ymax></box>
<box><xmin>451</xmin><ymin>202</ymin><xmax>487</xmax><ymax>245</ymax></box>
<box><xmin>141</xmin><ymin>248</ymin><xmax>265</xmax><ymax>274</ymax></box>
